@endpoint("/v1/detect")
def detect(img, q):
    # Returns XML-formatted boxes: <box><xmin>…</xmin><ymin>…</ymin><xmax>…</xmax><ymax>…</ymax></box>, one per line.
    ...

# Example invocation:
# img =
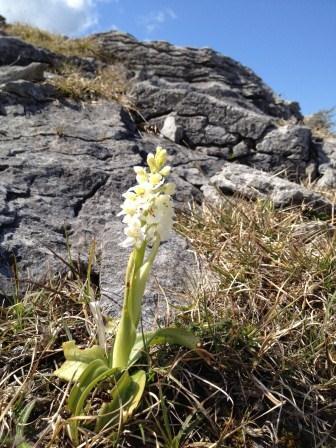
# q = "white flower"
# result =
<box><xmin>119</xmin><ymin>147</ymin><xmax>175</xmax><ymax>248</ymax></box>
<box><xmin>120</xmin><ymin>217</ymin><xmax>145</xmax><ymax>248</ymax></box>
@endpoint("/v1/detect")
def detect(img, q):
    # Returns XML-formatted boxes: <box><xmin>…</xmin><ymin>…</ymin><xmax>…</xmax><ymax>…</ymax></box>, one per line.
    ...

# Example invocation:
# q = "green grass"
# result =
<box><xmin>1</xmin><ymin>198</ymin><xmax>336</xmax><ymax>447</ymax></box>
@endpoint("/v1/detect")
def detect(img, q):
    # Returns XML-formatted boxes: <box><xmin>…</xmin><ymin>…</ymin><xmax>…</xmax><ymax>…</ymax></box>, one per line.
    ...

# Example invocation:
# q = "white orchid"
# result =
<box><xmin>54</xmin><ymin>146</ymin><xmax>198</xmax><ymax>443</ymax></box>
<box><xmin>119</xmin><ymin>146</ymin><xmax>175</xmax><ymax>248</ymax></box>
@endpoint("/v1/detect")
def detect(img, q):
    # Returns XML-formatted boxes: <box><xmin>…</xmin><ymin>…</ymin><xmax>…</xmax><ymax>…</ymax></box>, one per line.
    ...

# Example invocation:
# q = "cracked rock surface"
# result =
<box><xmin>0</xmin><ymin>30</ymin><xmax>335</xmax><ymax>325</ymax></box>
<box><xmin>202</xmin><ymin>163</ymin><xmax>331</xmax><ymax>211</ymax></box>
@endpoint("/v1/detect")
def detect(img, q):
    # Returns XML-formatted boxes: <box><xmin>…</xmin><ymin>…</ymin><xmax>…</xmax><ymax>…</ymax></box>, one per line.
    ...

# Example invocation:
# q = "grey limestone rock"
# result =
<box><xmin>232</xmin><ymin>140</ymin><xmax>250</xmax><ymax>158</ymax></box>
<box><xmin>315</xmin><ymin>137</ymin><xmax>336</xmax><ymax>187</ymax></box>
<box><xmin>0</xmin><ymin>62</ymin><xmax>47</xmax><ymax>84</ymax></box>
<box><xmin>0</xmin><ymin>29</ymin><xmax>333</xmax><ymax>325</ymax></box>
<box><xmin>0</xmin><ymin>96</ymin><xmax>206</xmax><ymax>309</ymax></box>
<box><xmin>1</xmin><ymin>79</ymin><xmax>54</xmax><ymax>101</ymax></box>
<box><xmin>0</xmin><ymin>36</ymin><xmax>56</xmax><ymax>66</ymax></box>
<box><xmin>254</xmin><ymin>125</ymin><xmax>312</xmax><ymax>180</ymax></box>
<box><xmin>203</xmin><ymin>163</ymin><xmax>330</xmax><ymax>212</ymax></box>
<box><xmin>95</xmin><ymin>31</ymin><xmax>327</xmax><ymax>180</ymax></box>
<box><xmin>160</xmin><ymin>115</ymin><xmax>183</xmax><ymax>143</ymax></box>
<box><xmin>97</xmin><ymin>31</ymin><xmax>302</xmax><ymax>121</ymax></box>
<box><xmin>100</xmin><ymin>221</ymin><xmax>198</xmax><ymax>328</ymax></box>
<box><xmin>316</xmin><ymin>167</ymin><xmax>336</xmax><ymax>188</ymax></box>
<box><xmin>92</xmin><ymin>33</ymin><xmax>336</xmax><ymax>189</ymax></box>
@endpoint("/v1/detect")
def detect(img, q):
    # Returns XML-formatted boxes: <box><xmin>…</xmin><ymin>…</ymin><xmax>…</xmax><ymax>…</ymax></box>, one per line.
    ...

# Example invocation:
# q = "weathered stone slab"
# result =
<box><xmin>0</xmin><ymin>62</ymin><xmax>47</xmax><ymax>84</ymax></box>
<box><xmin>202</xmin><ymin>163</ymin><xmax>331</xmax><ymax>212</ymax></box>
<box><xmin>0</xmin><ymin>36</ymin><xmax>55</xmax><ymax>65</ymax></box>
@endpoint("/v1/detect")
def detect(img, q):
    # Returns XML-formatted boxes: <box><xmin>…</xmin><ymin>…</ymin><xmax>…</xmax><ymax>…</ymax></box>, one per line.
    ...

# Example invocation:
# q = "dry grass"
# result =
<box><xmin>50</xmin><ymin>64</ymin><xmax>135</xmax><ymax>108</ymax></box>
<box><xmin>1</xmin><ymin>199</ymin><xmax>336</xmax><ymax>447</ymax></box>
<box><xmin>0</xmin><ymin>21</ymin><xmax>136</xmax><ymax>108</ymax></box>
<box><xmin>304</xmin><ymin>108</ymin><xmax>336</xmax><ymax>139</ymax></box>
<box><xmin>176</xmin><ymin>197</ymin><xmax>336</xmax><ymax>447</ymax></box>
<box><xmin>2</xmin><ymin>22</ymin><xmax>100</xmax><ymax>58</ymax></box>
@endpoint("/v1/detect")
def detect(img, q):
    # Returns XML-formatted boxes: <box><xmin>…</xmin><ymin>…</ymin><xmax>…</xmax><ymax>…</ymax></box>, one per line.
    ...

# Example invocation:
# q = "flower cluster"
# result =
<box><xmin>119</xmin><ymin>147</ymin><xmax>175</xmax><ymax>248</ymax></box>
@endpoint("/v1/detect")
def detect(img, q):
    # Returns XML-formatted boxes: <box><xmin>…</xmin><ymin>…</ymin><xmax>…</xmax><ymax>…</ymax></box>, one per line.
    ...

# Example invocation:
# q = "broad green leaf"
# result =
<box><xmin>54</xmin><ymin>341</ymin><xmax>108</xmax><ymax>382</ymax></box>
<box><xmin>67</xmin><ymin>360</ymin><xmax>120</xmax><ymax>444</ymax></box>
<box><xmin>129</xmin><ymin>327</ymin><xmax>199</xmax><ymax>365</ymax></box>
<box><xmin>127</xmin><ymin>370</ymin><xmax>146</xmax><ymax>416</ymax></box>
<box><xmin>95</xmin><ymin>369</ymin><xmax>146</xmax><ymax>432</ymax></box>
<box><xmin>68</xmin><ymin>360</ymin><xmax>113</xmax><ymax>413</ymax></box>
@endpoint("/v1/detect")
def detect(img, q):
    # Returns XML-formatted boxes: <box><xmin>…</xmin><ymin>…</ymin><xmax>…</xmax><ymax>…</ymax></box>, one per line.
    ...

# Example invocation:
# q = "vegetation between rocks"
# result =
<box><xmin>1</xmin><ymin>197</ymin><xmax>336</xmax><ymax>447</ymax></box>
<box><xmin>1</xmin><ymin>21</ymin><xmax>133</xmax><ymax>107</ymax></box>
<box><xmin>1</xmin><ymin>22</ymin><xmax>100</xmax><ymax>58</ymax></box>
<box><xmin>50</xmin><ymin>63</ymin><xmax>134</xmax><ymax>108</ymax></box>
<box><xmin>304</xmin><ymin>108</ymin><xmax>336</xmax><ymax>138</ymax></box>
<box><xmin>0</xmin><ymin>16</ymin><xmax>336</xmax><ymax>448</ymax></box>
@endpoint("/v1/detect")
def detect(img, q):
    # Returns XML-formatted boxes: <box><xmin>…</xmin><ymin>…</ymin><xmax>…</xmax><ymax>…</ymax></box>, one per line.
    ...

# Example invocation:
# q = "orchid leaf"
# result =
<box><xmin>129</xmin><ymin>327</ymin><xmax>199</xmax><ymax>365</ymax></box>
<box><xmin>127</xmin><ymin>370</ymin><xmax>146</xmax><ymax>415</ymax></box>
<box><xmin>95</xmin><ymin>370</ymin><xmax>146</xmax><ymax>432</ymax></box>
<box><xmin>54</xmin><ymin>341</ymin><xmax>108</xmax><ymax>382</ymax></box>
<box><xmin>15</xmin><ymin>400</ymin><xmax>36</xmax><ymax>448</ymax></box>
<box><xmin>67</xmin><ymin>359</ymin><xmax>120</xmax><ymax>444</ymax></box>
<box><xmin>112</xmin><ymin>306</ymin><xmax>137</xmax><ymax>369</ymax></box>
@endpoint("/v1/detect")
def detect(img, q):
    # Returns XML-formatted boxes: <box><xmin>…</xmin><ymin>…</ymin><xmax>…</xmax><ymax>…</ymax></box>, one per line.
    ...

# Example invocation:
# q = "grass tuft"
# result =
<box><xmin>2</xmin><ymin>22</ymin><xmax>100</xmax><ymax>58</ymax></box>
<box><xmin>1</xmin><ymin>198</ymin><xmax>336</xmax><ymax>446</ymax></box>
<box><xmin>304</xmin><ymin>107</ymin><xmax>336</xmax><ymax>139</ymax></box>
<box><xmin>176</xmin><ymin>197</ymin><xmax>336</xmax><ymax>447</ymax></box>
<box><xmin>0</xmin><ymin>21</ymin><xmax>136</xmax><ymax>108</ymax></box>
<box><xmin>49</xmin><ymin>63</ymin><xmax>135</xmax><ymax>108</ymax></box>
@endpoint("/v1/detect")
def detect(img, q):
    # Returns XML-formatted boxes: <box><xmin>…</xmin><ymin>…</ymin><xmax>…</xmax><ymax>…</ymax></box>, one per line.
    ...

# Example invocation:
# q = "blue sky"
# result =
<box><xmin>1</xmin><ymin>0</ymin><xmax>335</xmax><ymax>116</ymax></box>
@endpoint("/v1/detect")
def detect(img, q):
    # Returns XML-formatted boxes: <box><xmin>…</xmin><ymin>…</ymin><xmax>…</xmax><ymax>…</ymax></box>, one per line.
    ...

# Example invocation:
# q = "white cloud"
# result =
<box><xmin>140</xmin><ymin>8</ymin><xmax>177</xmax><ymax>34</ymax></box>
<box><xmin>0</xmin><ymin>0</ymin><xmax>104</xmax><ymax>35</ymax></box>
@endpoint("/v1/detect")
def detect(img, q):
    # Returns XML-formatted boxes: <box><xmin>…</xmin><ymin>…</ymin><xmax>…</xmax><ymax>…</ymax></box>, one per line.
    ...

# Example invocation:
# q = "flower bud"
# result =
<box><xmin>155</xmin><ymin>147</ymin><xmax>167</xmax><ymax>169</ymax></box>
<box><xmin>160</xmin><ymin>165</ymin><xmax>171</xmax><ymax>177</ymax></box>
<box><xmin>147</xmin><ymin>153</ymin><xmax>157</xmax><ymax>173</ymax></box>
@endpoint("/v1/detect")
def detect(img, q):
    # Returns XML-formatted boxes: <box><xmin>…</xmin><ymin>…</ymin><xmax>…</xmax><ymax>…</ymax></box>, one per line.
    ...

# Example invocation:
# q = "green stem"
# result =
<box><xmin>131</xmin><ymin>237</ymin><xmax>160</xmax><ymax>329</ymax></box>
<box><xmin>112</xmin><ymin>237</ymin><xmax>160</xmax><ymax>369</ymax></box>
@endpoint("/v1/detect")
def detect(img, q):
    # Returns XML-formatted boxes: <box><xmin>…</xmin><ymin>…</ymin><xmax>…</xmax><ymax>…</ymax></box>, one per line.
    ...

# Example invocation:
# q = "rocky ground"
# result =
<box><xmin>0</xmin><ymin>29</ymin><xmax>335</xmax><ymax>323</ymax></box>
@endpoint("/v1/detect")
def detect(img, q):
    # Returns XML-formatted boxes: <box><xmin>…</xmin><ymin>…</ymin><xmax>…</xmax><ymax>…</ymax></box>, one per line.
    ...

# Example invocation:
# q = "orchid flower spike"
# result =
<box><xmin>119</xmin><ymin>146</ymin><xmax>175</xmax><ymax>248</ymax></box>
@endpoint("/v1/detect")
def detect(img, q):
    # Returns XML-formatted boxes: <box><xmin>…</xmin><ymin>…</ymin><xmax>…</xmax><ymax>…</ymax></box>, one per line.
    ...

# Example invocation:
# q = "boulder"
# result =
<box><xmin>97</xmin><ymin>31</ymin><xmax>302</xmax><ymax>120</ymax></box>
<box><xmin>202</xmin><ymin>163</ymin><xmax>330</xmax><ymax>212</ymax></box>
<box><xmin>1</xmin><ymin>80</ymin><xmax>54</xmax><ymax>101</ymax></box>
<box><xmin>0</xmin><ymin>29</ymin><xmax>333</xmax><ymax>324</ymax></box>
<box><xmin>0</xmin><ymin>98</ymin><xmax>206</xmax><ymax>306</ymax></box>
<box><xmin>95</xmin><ymin>32</ymin><xmax>325</xmax><ymax>180</ymax></box>
<box><xmin>0</xmin><ymin>36</ymin><xmax>56</xmax><ymax>66</ymax></box>
<box><xmin>313</xmin><ymin>137</ymin><xmax>336</xmax><ymax>188</ymax></box>
<box><xmin>253</xmin><ymin>125</ymin><xmax>312</xmax><ymax>180</ymax></box>
<box><xmin>0</xmin><ymin>62</ymin><xmax>47</xmax><ymax>84</ymax></box>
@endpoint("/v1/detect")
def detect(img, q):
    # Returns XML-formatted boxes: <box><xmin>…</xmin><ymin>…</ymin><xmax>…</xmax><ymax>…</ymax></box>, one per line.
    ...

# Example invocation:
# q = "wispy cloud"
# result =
<box><xmin>140</xmin><ymin>8</ymin><xmax>177</xmax><ymax>34</ymax></box>
<box><xmin>0</xmin><ymin>0</ymin><xmax>105</xmax><ymax>35</ymax></box>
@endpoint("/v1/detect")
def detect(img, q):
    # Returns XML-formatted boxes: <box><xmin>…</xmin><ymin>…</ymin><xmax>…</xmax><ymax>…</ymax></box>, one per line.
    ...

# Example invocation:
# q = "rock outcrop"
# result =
<box><xmin>0</xmin><ymin>29</ymin><xmax>335</xmax><ymax>323</ymax></box>
<box><xmin>202</xmin><ymin>163</ymin><xmax>330</xmax><ymax>211</ymax></box>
